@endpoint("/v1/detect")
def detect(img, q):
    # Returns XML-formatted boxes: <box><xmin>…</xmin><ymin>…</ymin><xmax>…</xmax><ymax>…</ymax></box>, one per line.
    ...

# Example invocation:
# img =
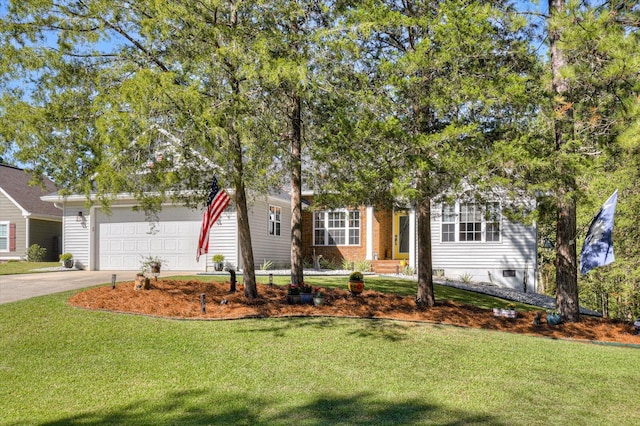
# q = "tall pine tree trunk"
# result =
<box><xmin>231</xmin><ymin>129</ymin><xmax>257</xmax><ymax>299</ymax></box>
<box><xmin>290</xmin><ymin>93</ymin><xmax>304</xmax><ymax>286</ymax></box>
<box><xmin>549</xmin><ymin>0</ymin><xmax>579</xmax><ymax>321</ymax></box>
<box><xmin>416</xmin><ymin>196</ymin><xmax>435</xmax><ymax>308</ymax></box>
<box><xmin>555</xmin><ymin>191</ymin><xmax>579</xmax><ymax>321</ymax></box>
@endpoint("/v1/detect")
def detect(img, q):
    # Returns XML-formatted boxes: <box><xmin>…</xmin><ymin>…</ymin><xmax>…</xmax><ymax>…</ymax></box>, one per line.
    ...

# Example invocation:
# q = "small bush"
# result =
<box><xmin>26</xmin><ymin>244</ymin><xmax>47</xmax><ymax>262</ymax></box>
<box><xmin>460</xmin><ymin>273</ymin><xmax>473</xmax><ymax>283</ymax></box>
<box><xmin>349</xmin><ymin>271</ymin><xmax>364</xmax><ymax>281</ymax></box>
<box><xmin>59</xmin><ymin>253</ymin><xmax>73</xmax><ymax>261</ymax></box>
<box><xmin>355</xmin><ymin>259</ymin><xmax>372</xmax><ymax>272</ymax></box>
<box><xmin>260</xmin><ymin>260</ymin><xmax>273</xmax><ymax>271</ymax></box>
<box><xmin>319</xmin><ymin>257</ymin><xmax>339</xmax><ymax>270</ymax></box>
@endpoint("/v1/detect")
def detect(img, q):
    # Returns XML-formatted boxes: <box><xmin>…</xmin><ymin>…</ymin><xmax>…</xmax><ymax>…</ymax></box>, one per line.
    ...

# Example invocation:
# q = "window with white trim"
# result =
<box><xmin>485</xmin><ymin>202</ymin><xmax>501</xmax><ymax>242</ymax></box>
<box><xmin>269</xmin><ymin>205</ymin><xmax>281</xmax><ymax>236</ymax></box>
<box><xmin>0</xmin><ymin>222</ymin><xmax>8</xmax><ymax>251</ymax></box>
<box><xmin>459</xmin><ymin>204</ymin><xmax>482</xmax><ymax>241</ymax></box>
<box><xmin>440</xmin><ymin>203</ymin><xmax>501</xmax><ymax>243</ymax></box>
<box><xmin>313</xmin><ymin>210</ymin><xmax>360</xmax><ymax>246</ymax></box>
<box><xmin>442</xmin><ymin>204</ymin><xmax>456</xmax><ymax>242</ymax></box>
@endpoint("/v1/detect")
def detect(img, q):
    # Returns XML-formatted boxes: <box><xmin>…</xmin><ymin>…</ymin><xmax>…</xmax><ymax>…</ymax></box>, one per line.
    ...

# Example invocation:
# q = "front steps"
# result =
<box><xmin>372</xmin><ymin>260</ymin><xmax>405</xmax><ymax>275</ymax></box>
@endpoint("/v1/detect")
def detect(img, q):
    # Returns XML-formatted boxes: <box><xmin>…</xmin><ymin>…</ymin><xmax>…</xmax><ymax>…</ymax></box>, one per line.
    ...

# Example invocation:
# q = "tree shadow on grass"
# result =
<box><xmin>239</xmin><ymin>316</ymin><xmax>412</xmax><ymax>342</ymax></box>
<box><xmin>36</xmin><ymin>389</ymin><xmax>505</xmax><ymax>425</ymax></box>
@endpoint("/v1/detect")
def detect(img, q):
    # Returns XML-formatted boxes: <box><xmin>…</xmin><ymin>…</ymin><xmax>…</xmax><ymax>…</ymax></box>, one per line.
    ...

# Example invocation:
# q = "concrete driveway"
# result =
<box><xmin>0</xmin><ymin>270</ymin><xmax>178</xmax><ymax>304</ymax></box>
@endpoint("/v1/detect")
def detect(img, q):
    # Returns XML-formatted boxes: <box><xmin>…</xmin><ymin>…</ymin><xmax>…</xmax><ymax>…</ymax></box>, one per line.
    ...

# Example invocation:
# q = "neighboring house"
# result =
<box><xmin>40</xmin><ymin>191</ymin><xmax>292</xmax><ymax>272</ymax></box>
<box><xmin>302</xmin><ymin>193</ymin><xmax>538</xmax><ymax>292</ymax></box>
<box><xmin>0</xmin><ymin>164</ymin><xmax>62</xmax><ymax>262</ymax></box>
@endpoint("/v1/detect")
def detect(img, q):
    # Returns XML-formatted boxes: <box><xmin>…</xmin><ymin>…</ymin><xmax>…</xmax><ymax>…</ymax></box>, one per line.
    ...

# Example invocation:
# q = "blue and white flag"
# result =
<box><xmin>580</xmin><ymin>190</ymin><xmax>618</xmax><ymax>275</ymax></box>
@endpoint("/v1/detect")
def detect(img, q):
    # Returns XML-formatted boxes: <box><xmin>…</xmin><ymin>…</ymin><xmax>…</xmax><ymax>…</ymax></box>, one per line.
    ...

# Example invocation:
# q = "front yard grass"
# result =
<box><xmin>0</xmin><ymin>261</ymin><xmax>60</xmax><ymax>275</ymax></box>
<box><xmin>1</xmin><ymin>278</ymin><xmax>638</xmax><ymax>425</ymax></box>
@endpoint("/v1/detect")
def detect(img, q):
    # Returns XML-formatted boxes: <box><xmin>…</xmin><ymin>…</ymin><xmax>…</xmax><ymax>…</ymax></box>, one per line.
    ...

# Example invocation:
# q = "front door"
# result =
<box><xmin>393</xmin><ymin>211</ymin><xmax>410</xmax><ymax>260</ymax></box>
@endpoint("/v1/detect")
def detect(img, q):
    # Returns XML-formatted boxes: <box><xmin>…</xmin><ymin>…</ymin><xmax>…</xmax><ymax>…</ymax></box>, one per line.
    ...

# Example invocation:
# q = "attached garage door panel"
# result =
<box><xmin>96</xmin><ymin>207</ymin><xmax>205</xmax><ymax>271</ymax></box>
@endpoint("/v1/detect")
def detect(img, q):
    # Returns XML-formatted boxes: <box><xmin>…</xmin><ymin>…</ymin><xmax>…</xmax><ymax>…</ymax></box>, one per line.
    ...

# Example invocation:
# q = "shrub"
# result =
<box><xmin>319</xmin><ymin>257</ymin><xmax>339</xmax><ymax>270</ymax></box>
<box><xmin>349</xmin><ymin>271</ymin><xmax>364</xmax><ymax>281</ymax></box>
<box><xmin>460</xmin><ymin>273</ymin><xmax>473</xmax><ymax>283</ymax></box>
<box><xmin>355</xmin><ymin>259</ymin><xmax>372</xmax><ymax>272</ymax></box>
<box><xmin>26</xmin><ymin>244</ymin><xmax>47</xmax><ymax>262</ymax></box>
<box><xmin>59</xmin><ymin>253</ymin><xmax>73</xmax><ymax>261</ymax></box>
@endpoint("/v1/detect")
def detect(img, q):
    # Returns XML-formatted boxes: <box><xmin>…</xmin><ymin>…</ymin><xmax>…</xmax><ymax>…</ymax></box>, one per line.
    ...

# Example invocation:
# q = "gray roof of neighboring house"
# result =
<box><xmin>0</xmin><ymin>164</ymin><xmax>61</xmax><ymax>218</ymax></box>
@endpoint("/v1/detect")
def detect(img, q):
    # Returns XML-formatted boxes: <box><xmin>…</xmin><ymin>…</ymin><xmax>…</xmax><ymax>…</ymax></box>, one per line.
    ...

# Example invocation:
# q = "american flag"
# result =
<box><xmin>196</xmin><ymin>176</ymin><xmax>231</xmax><ymax>262</ymax></box>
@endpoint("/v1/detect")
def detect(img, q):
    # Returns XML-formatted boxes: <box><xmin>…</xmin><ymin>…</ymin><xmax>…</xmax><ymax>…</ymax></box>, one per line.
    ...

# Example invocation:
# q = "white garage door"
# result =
<box><xmin>96</xmin><ymin>206</ymin><xmax>204</xmax><ymax>271</ymax></box>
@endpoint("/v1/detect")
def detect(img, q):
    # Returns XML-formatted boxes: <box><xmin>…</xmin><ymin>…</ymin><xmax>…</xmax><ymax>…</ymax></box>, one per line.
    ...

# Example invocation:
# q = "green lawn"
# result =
<box><xmin>1</xmin><ymin>278</ymin><xmax>639</xmax><ymax>425</ymax></box>
<box><xmin>0</xmin><ymin>261</ymin><xmax>60</xmax><ymax>275</ymax></box>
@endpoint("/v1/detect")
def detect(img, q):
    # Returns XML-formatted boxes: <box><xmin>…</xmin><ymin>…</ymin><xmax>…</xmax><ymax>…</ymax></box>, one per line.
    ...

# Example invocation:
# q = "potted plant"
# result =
<box><xmin>348</xmin><ymin>271</ymin><xmax>365</xmax><ymax>295</ymax></box>
<box><xmin>59</xmin><ymin>253</ymin><xmax>74</xmax><ymax>269</ymax></box>
<box><xmin>286</xmin><ymin>284</ymin><xmax>301</xmax><ymax>305</ymax></box>
<box><xmin>212</xmin><ymin>254</ymin><xmax>225</xmax><ymax>271</ymax></box>
<box><xmin>546</xmin><ymin>310</ymin><xmax>562</xmax><ymax>325</ymax></box>
<box><xmin>299</xmin><ymin>282</ymin><xmax>313</xmax><ymax>304</ymax></box>
<box><xmin>313</xmin><ymin>289</ymin><xmax>325</xmax><ymax>306</ymax></box>
<box><xmin>140</xmin><ymin>255</ymin><xmax>164</xmax><ymax>276</ymax></box>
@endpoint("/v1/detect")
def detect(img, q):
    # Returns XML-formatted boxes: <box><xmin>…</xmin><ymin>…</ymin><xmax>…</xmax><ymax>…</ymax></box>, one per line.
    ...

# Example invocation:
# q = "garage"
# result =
<box><xmin>95</xmin><ymin>206</ymin><xmax>204</xmax><ymax>271</ymax></box>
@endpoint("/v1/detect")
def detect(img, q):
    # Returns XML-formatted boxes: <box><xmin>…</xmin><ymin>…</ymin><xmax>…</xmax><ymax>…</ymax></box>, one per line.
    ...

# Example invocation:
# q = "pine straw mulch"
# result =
<box><xmin>68</xmin><ymin>278</ymin><xmax>640</xmax><ymax>346</ymax></box>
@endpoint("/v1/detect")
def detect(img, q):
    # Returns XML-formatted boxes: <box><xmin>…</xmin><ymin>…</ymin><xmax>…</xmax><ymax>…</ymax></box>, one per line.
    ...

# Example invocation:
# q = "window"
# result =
<box><xmin>440</xmin><ymin>203</ymin><xmax>501</xmax><ymax>243</ymax></box>
<box><xmin>441</xmin><ymin>204</ymin><xmax>456</xmax><ymax>242</ymax></box>
<box><xmin>459</xmin><ymin>204</ymin><xmax>482</xmax><ymax>241</ymax></box>
<box><xmin>269</xmin><ymin>205</ymin><xmax>281</xmax><ymax>236</ymax></box>
<box><xmin>0</xmin><ymin>222</ymin><xmax>7</xmax><ymax>251</ymax></box>
<box><xmin>313</xmin><ymin>210</ymin><xmax>360</xmax><ymax>246</ymax></box>
<box><xmin>485</xmin><ymin>202</ymin><xmax>501</xmax><ymax>242</ymax></box>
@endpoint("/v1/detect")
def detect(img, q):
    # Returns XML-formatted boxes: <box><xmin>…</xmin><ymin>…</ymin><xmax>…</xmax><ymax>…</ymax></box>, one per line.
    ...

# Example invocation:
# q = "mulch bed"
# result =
<box><xmin>68</xmin><ymin>279</ymin><xmax>640</xmax><ymax>346</ymax></box>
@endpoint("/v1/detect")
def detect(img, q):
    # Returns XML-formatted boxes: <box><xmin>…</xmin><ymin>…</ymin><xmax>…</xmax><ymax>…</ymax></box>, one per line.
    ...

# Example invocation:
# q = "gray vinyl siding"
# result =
<box><xmin>206</xmin><ymin>208</ymin><xmax>238</xmax><ymax>271</ymax></box>
<box><xmin>0</xmin><ymin>192</ymin><xmax>26</xmax><ymax>258</ymax></box>
<box><xmin>29</xmin><ymin>219</ymin><xmax>62</xmax><ymax>261</ymax></box>
<box><xmin>246</xmin><ymin>196</ymin><xmax>291</xmax><ymax>269</ymax></box>
<box><xmin>62</xmin><ymin>205</ymin><xmax>91</xmax><ymax>269</ymax></box>
<box><xmin>431</xmin><ymin>204</ymin><xmax>537</xmax><ymax>291</ymax></box>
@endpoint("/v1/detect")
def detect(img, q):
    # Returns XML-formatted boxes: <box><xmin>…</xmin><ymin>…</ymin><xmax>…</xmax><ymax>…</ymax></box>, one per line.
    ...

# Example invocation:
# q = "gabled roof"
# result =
<box><xmin>0</xmin><ymin>164</ymin><xmax>61</xmax><ymax>218</ymax></box>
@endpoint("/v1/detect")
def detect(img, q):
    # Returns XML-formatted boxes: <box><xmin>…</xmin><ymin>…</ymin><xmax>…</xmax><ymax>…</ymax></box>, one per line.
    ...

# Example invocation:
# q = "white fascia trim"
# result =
<box><xmin>41</xmin><ymin>189</ymin><xmax>237</xmax><ymax>204</ymax></box>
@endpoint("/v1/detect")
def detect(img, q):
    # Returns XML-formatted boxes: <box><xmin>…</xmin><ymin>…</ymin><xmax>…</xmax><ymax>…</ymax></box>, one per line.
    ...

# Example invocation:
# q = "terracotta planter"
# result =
<box><xmin>348</xmin><ymin>280</ymin><xmax>364</xmax><ymax>295</ymax></box>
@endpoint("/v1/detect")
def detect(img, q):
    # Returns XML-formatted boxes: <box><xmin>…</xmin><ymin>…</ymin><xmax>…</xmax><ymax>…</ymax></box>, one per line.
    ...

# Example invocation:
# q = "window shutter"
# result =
<box><xmin>9</xmin><ymin>223</ymin><xmax>16</xmax><ymax>252</ymax></box>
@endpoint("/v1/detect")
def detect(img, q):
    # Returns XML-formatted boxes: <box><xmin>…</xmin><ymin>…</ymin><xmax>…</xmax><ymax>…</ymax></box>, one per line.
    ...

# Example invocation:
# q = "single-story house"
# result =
<box><xmin>302</xmin><ymin>193</ymin><xmax>538</xmax><ymax>291</ymax></box>
<box><xmin>43</xmin><ymin>189</ymin><xmax>538</xmax><ymax>291</ymax></box>
<box><xmin>0</xmin><ymin>164</ymin><xmax>62</xmax><ymax>261</ymax></box>
<box><xmin>40</xmin><ymin>192</ymin><xmax>293</xmax><ymax>272</ymax></box>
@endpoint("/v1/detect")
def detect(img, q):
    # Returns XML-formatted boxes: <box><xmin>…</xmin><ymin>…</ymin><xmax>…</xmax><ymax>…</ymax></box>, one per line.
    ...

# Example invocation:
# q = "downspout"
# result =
<box><xmin>24</xmin><ymin>213</ymin><xmax>30</xmax><ymax>255</ymax></box>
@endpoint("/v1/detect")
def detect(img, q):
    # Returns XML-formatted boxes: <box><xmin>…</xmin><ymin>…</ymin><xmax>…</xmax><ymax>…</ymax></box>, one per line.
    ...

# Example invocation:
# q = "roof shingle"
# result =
<box><xmin>0</xmin><ymin>164</ymin><xmax>61</xmax><ymax>217</ymax></box>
